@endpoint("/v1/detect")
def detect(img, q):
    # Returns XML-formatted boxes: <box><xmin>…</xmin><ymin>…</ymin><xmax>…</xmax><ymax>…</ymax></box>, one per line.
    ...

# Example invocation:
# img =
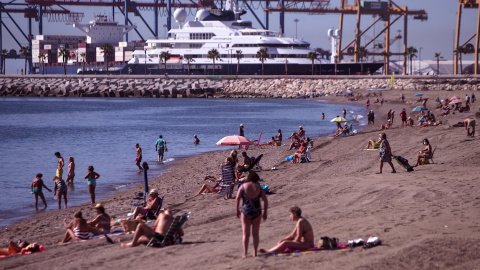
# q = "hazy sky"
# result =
<box><xmin>1</xmin><ymin>0</ymin><xmax>477</xmax><ymax>73</ymax></box>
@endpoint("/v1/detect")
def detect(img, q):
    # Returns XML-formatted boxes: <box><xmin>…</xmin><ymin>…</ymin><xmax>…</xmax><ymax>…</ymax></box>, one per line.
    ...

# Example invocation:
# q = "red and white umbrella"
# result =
<box><xmin>449</xmin><ymin>99</ymin><xmax>464</xmax><ymax>104</ymax></box>
<box><xmin>449</xmin><ymin>96</ymin><xmax>460</xmax><ymax>101</ymax></box>
<box><xmin>216</xmin><ymin>135</ymin><xmax>252</xmax><ymax>146</ymax></box>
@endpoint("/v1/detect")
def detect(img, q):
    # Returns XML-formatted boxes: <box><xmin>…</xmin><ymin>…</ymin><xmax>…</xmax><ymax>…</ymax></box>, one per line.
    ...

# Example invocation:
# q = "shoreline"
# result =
<box><xmin>2</xmin><ymin>89</ymin><xmax>480</xmax><ymax>269</ymax></box>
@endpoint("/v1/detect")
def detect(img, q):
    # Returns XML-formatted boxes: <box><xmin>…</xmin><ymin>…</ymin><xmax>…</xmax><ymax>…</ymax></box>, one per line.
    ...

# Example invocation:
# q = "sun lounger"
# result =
<box><xmin>218</xmin><ymin>164</ymin><xmax>236</xmax><ymax>199</ymax></box>
<box><xmin>146</xmin><ymin>212</ymin><xmax>190</xmax><ymax>247</ymax></box>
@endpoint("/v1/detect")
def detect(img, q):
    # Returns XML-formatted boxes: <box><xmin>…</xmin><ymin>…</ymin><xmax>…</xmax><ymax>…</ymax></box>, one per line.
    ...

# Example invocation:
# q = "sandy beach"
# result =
<box><xmin>1</xmin><ymin>88</ymin><xmax>480</xmax><ymax>269</ymax></box>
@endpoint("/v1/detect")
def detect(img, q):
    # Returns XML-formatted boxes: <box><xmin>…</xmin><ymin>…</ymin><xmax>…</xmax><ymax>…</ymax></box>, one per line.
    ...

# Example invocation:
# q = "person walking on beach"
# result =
<box><xmin>55</xmin><ymin>152</ymin><xmax>65</xmax><ymax>179</ymax></box>
<box><xmin>135</xmin><ymin>143</ymin><xmax>143</xmax><ymax>171</ymax></box>
<box><xmin>194</xmin><ymin>135</ymin><xmax>200</xmax><ymax>145</ymax></box>
<box><xmin>53</xmin><ymin>176</ymin><xmax>68</xmax><ymax>209</ymax></box>
<box><xmin>155</xmin><ymin>135</ymin><xmax>167</xmax><ymax>162</ymax></box>
<box><xmin>66</xmin><ymin>156</ymin><xmax>75</xmax><ymax>187</ymax></box>
<box><xmin>260</xmin><ymin>207</ymin><xmax>314</xmax><ymax>254</ymax></box>
<box><xmin>377</xmin><ymin>133</ymin><xmax>396</xmax><ymax>174</ymax></box>
<box><xmin>464</xmin><ymin>117</ymin><xmax>476</xmax><ymax>137</ymax></box>
<box><xmin>400</xmin><ymin>109</ymin><xmax>407</xmax><ymax>127</ymax></box>
<box><xmin>85</xmin><ymin>166</ymin><xmax>100</xmax><ymax>204</ymax></box>
<box><xmin>235</xmin><ymin>171</ymin><xmax>268</xmax><ymax>258</ymax></box>
<box><xmin>31</xmin><ymin>173</ymin><xmax>51</xmax><ymax>210</ymax></box>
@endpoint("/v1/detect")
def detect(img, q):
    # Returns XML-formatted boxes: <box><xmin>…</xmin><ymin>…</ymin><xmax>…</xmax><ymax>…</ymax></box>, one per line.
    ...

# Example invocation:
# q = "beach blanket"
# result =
<box><xmin>283</xmin><ymin>155</ymin><xmax>294</xmax><ymax>162</ymax></box>
<box><xmin>262</xmin><ymin>246</ymin><xmax>352</xmax><ymax>257</ymax></box>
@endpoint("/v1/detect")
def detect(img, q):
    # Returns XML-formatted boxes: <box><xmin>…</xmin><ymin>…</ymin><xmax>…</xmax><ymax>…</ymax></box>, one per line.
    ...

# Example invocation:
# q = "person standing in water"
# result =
<box><xmin>55</xmin><ymin>152</ymin><xmax>65</xmax><ymax>179</ymax></box>
<box><xmin>85</xmin><ymin>166</ymin><xmax>100</xmax><ymax>204</ymax></box>
<box><xmin>31</xmin><ymin>173</ymin><xmax>51</xmax><ymax>210</ymax></box>
<box><xmin>135</xmin><ymin>144</ymin><xmax>143</xmax><ymax>172</ymax></box>
<box><xmin>155</xmin><ymin>135</ymin><xmax>167</xmax><ymax>162</ymax></box>
<box><xmin>53</xmin><ymin>176</ymin><xmax>68</xmax><ymax>209</ymax></box>
<box><xmin>194</xmin><ymin>135</ymin><xmax>200</xmax><ymax>145</ymax></box>
<box><xmin>66</xmin><ymin>156</ymin><xmax>75</xmax><ymax>187</ymax></box>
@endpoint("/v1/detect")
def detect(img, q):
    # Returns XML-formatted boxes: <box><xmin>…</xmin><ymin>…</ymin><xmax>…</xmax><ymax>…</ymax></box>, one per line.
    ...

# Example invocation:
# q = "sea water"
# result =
<box><xmin>0</xmin><ymin>97</ymin><xmax>367</xmax><ymax>228</ymax></box>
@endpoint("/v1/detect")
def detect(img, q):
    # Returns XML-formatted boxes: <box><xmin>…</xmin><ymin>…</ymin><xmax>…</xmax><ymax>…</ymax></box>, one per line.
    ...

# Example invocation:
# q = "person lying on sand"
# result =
<box><xmin>120</xmin><ymin>209</ymin><xmax>183</xmax><ymax>248</ymax></box>
<box><xmin>0</xmin><ymin>240</ymin><xmax>31</xmax><ymax>256</ymax></box>
<box><xmin>260</xmin><ymin>207</ymin><xmax>314</xmax><ymax>254</ymax></box>
<box><xmin>61</xmin><ymin>211</ymin><xmax>105</xmax><ymax>243</ymax></box>
<box><xmin>131</xmin><ymin>189</ymin><xmax>161</xmax><ymax>220</ymax></box>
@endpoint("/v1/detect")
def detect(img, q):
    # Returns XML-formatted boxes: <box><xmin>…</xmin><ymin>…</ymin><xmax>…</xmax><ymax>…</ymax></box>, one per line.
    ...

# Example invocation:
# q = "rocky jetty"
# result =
<box><xmin>0</xmin><ymin>75</ymin><xmax>478</xmax><ymax>98</ymax></box>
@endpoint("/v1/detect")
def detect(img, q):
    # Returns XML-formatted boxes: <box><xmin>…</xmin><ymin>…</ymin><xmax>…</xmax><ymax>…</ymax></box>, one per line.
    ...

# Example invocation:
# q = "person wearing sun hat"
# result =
<box><xmin>88</xmin><ymin>203</ymin><xmax>111</xmax><ymax>233</ymax></box>
<box><xmin>132</xmin><ymin>189</ymin><xmax>161</xmax><ymax>220</ymax></box>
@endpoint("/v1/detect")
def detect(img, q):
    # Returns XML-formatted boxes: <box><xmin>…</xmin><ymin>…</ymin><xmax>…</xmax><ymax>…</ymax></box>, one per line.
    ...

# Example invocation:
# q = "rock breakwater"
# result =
<box><xmin>0</xmin><ymin>75</ymin><xmax>478</xmax><ymax>98</ymax></box>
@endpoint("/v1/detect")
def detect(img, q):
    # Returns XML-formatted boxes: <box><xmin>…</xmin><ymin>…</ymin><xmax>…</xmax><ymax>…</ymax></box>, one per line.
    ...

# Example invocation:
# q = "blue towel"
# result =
<box><xmin>284</xmin><ymin>155</ymin><xmax>294</xmax><ymax>161</ymax></box>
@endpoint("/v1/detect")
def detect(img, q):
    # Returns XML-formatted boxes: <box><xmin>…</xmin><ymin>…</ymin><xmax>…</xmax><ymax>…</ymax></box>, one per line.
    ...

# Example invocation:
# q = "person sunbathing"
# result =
<box><xmin>88</xmin><ymin>203</ymin><xmax>111</xmax><ymax>234</ymax></box>
<box><xmin>61</xmin><ymin>211</ymin><xmax>104</xmax><ymax>243</ymax></box>
<box><xmin>131</xmin><ymin>189</ymin><xmax>161</xmax><ymax>219</ymax></box>
<box><xmin>415</xmin><ymin>138</ymin><xmax>433</xmax><ymax>166</ymax></box>
<box><xmin>120</xmin><ymin>209</ymin><xmax>183</xmax><ymax>248</ymax></box>
<box><xmin>260</xmin><ymin>207</ymin><xmax>314</xmax><ymax>253</ymax></box>
<box><xmin>236</xmin><ymin>152</ymin><xmax>252</xmax><ymax>179</ymax></box>
<box><xmin>0</xmin><ymin>240</ymin><xmax>43</xmax><ymax>256</ymax></box>
<box><xmin>292</xmin><ymin>142</ymin><xmax>306</xmax><ymax>163</ymax></box>
<box><xmin>365</xmin><ymin>138</ymin><xmax>381</xmax><ymax>149</ymax></box>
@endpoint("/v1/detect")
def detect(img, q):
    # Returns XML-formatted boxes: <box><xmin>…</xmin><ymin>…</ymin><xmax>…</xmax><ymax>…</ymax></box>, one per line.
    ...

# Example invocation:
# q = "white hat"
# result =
<box><xmin>149</xmin><ymin>189</ymin><xmax>158</xmax><ymax>195</ymax></box>
<box><xmin>240</xmin><ymin>124</ymin><xmax>243</xmax><ymax>127</ymax></box>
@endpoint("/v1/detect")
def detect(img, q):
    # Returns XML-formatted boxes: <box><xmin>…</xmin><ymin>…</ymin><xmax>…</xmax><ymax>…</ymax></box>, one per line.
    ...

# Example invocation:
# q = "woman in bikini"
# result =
<box><xmin>260</xmin><ymin>206</ymin><xmax>314</xmax><ymax>254</ymax></box>
<box><xmin>53</xmin><ymin>176</ymin><xmax>68</xmax><ymax>209</ymax></box>
<box><xmin>415</xmin><ymin>138</ymin><xmax>433</xmax><ymax>166</ymax></box>
<box><xmin>235</xmin><ymin>171</ymin><xmax>268</xmax><ymax>258</ymax></box>
<box><xmin>65</xmin><ymin>156</ymin><xmax>75</xmax><ymax>188</ymax></box>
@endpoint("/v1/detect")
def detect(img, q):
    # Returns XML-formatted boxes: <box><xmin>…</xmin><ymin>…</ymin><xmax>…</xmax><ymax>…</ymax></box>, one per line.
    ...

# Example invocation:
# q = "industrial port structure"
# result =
<box><xmin>0</xmin><ymin>0</ymin><xmax>478</xmax><ymax>75</ymax></box>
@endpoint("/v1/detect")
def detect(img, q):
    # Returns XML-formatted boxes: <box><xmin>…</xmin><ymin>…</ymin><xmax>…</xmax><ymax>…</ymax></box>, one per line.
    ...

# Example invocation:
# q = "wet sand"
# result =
<box><xmin>1</xmin><ymin>89</ymin><xmax>480</xmax><ymax>269</ymax></box>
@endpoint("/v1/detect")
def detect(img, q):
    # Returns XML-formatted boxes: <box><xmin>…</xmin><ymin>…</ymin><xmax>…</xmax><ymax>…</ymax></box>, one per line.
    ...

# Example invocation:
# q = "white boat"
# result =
<box><xmin>127</xmin><ymin>0</ymin><xmax>383</xmax><ymax>75</ymax></box>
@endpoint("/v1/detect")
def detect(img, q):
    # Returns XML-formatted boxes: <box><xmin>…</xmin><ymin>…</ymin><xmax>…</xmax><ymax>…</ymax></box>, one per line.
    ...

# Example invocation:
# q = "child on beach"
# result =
<box><xmin>31</xmin><ymin>173</ymin><xmax>51</xmax><ymax>210</ymax></box>
<box><xmin>53</xmin><ymin>176</ymin><xmax>68</xmax><ymax>209</ymax></box>
<box><xmin>65</xmin><ymin>156</ymin><xmax>75</xmax><ymax>187</ymax></box>
<box><xmin>85</xmin><ymin>166</ymin><xmax>100</xmax><ymax>204</ymax></box>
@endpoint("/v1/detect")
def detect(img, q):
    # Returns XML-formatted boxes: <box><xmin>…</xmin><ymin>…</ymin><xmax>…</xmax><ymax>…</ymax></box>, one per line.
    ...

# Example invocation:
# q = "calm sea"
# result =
<box><xmin>0</xmin><ymin>97</ymin><xmax>367</xmax><ymax>228</ymax></box>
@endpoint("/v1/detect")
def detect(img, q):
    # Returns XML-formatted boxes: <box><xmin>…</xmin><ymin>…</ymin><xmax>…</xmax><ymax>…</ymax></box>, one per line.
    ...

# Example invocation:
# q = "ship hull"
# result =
<box><xmin>126</xmin><ymin>62</ymin><xmax>384</xmax><ymax>76</ymax></box>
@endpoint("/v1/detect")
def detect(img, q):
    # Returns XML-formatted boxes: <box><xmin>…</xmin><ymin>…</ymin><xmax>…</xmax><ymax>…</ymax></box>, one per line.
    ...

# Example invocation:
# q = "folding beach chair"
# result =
<box><xmin>419</xmin><ymin>146</ymin><xmax>436</xmax><ymax>165</ymax></box>
<box><xmin>238</xmin><ymin>154</ymin><xmax>263</xmax><ymax>173</ymax></box>
<box><xmin>146</xmin><ymin>212</ymin><xmax>190</xmax><ymax>247</ymax></box>
<box><xmin>144</xmin><ymin>196</ymin><xmax>164</xmax><ymax>220</ymax></box>
<box><xmin>218</xmin><ymin>164</ymin><xmax>236</xmax><ymax>199</ymax></box>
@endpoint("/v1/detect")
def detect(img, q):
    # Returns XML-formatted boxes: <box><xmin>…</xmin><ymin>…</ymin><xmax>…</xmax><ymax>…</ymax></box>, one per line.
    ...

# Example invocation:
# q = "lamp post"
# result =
<box><xmin>419</xmin><ymin>47</ymin><xmax>423</xmax><ymax>75</ymax></box>
<box><xmin>294</xmin><ymin>19</ymin><xmax>299</xmax><ymax>39</ymax></box>
<box><xmin>144</xmin><ymin>49</ymin><xmax>147</xmax><ymax>75</ymax></box>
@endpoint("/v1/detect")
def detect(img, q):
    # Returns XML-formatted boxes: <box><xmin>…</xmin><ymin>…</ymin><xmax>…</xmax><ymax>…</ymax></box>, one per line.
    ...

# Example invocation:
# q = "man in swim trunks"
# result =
<box><xmin>260</xmin><ymin>206</ymin><xmax>314</xmax><ymax>253</ymax></box>
<box><xmin>135</xmin><ymin>143</ymin><xmax>143</xmax><ymax>171</ymax></box>
<box><xmin>55</xmin><ymin>152</ymin><xmax>65</xmax><ymax>179</ymax></box>
<box><xmin>155</xmin><ymin>135</ymin><xmax>167</xmax><ymax>162</ymax></box>
<box><xmin>464</xmin><ymin>117</ymin><xmax>476</xmax><ymax>137</ymax></box>
<box><xmin>121</xmin><ymin>209</ymin><xmax>183</xmax><ymax>247</ymax></box>
<box><xmin>132</xmin><ymin>189</ymin><xmax>161</xmax><ymax>219</ymax></box>
<box><xmin>31</xmin><ymin>173</ymin><xmax>51</xmax><ymax>210</ymax></box>
<box><xmin>88</xmin><ymin>204</ymin><xmax>112</xmax><ymax>234</ymax></box>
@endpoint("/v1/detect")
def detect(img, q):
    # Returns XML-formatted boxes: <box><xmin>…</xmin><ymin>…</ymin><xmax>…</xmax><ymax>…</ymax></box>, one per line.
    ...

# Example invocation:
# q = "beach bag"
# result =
<box><xmin>319</xmin><ymin>236</ymin><xmax>339</xmax><ymax>249</ymax></box>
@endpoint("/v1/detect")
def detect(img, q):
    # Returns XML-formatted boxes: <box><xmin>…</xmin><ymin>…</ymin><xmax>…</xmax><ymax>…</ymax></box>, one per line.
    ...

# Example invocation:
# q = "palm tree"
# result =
<box><xmin>354</xmin><ymin>46</ymin><xmax>368</xmax><ymax>73</ymax></box>
<box><xmin>454</xmin><ymin>46</ymin><xmax>466</xmax><ymax>74</ymax></box>
<box><xmin>0</xmin><ymin>49</ymin><xmax>8</xmax><ymax>74</ymax></box>
<box><xmin>284</xmin><ymin>55</ymin><xmax>289</xmax><ymax>75</ymax></box>
<box><xmin>381</xmin><ymin>51</ymin><xmax>389</xmax><ymax>75</ymax></box>
<box><xmin>80</xmin><ymin>52</ymin><xmax>86</xmax><ymax>75</ymax></box>
<box><xmin>184</xmin><ymin>55</ymin><xmax>194</xmax><ymax>75</ymax></box>
<box><xmin>38</xmin><ymin>53</ymin><xmax>46</xmax><ymax>75</ymax></box>
<box><xmin>160</xmin><ymin>51</ymin><xmax>171</xmax><ymax>76</ymax></box>
<box><xmin>406</xmin><ymin>46</ymin><xmax>418</xmax><ymax>75</ymax></box>
<box><xmin>256</xmin><ymin>48</ymin><xmax>268</xmax><ymax>75</ymax></box>
<box><xmin>207</xmin><ymin>48</ymin><xmax>220</xmax><ymax>75</ymax></box>
<box><xmin>58</xmin><ymin>48</ymin><xmax>70</xmax><ymax>75</ymax></box>
<box><xmin>306</xmin><ymin>51</ymin><xmax>318</xmax><ymax>76</ymax></box>
<box><xmin>235</xmin><ymin>50</ymin><xmax>243</xmax><ymax>75</ymax></box>
<box><xmin>19</xmin><ymin>46</ymin><xmax>31</xmax><ymax>76</ymax></box>
<box><xmin>434</xmin><ymin>52</ymin><xmax>441</xmax><ymax>75</ymax></box>
<box><xmin>100</xmin><ymin>43</ymin><xmax>114</xmax><ymax>74</ymax></box>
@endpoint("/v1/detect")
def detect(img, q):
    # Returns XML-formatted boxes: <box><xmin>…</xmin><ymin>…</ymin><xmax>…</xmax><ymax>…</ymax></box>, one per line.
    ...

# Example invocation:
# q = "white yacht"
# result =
<box><xmin>127</xmin><ymin>0</ymin><xmax>383</xmax><ymax>75</ymax></box>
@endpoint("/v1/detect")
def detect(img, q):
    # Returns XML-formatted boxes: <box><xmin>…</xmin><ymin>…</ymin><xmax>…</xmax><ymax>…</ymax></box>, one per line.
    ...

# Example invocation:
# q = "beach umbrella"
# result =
<box><xmin>449</xmin><ymin>96</ymin><xmax>460</xmax><ymax>101</ymax></box>
<box><xmin>414</xmin><ymin>93</ymin><xmax>423</xmax><ymax>96</ymax></box>
<box><xmin>330</xmin><ymin>116</ymin><xmax>348</xmax><ymax>123</ymax></box>
<box><xmin>216</xmin><ymin>135</ymin><xmax>252</xmax><ymax>146</ymax></box>
<box><xmin>412</xmin><ymin>106</ymin><xmax>428</xmax><ymax>111</ymax></box>
<box><xmin>449</xmin><ymin>99</ymin><xmax>464</xmax><ymax>104</ymax></box>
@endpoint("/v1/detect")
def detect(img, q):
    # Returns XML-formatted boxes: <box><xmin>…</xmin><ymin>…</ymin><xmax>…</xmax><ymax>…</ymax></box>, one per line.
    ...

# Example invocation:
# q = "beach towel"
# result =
<box><xmin>262</xmin><ymin>245</ymin><xmax>352</xmax><ymax>257</ymax></box>
<box><xmin>283</xmin><ymin>155</ymin><xmax>294</xmax><ymax>162</ymax></box>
